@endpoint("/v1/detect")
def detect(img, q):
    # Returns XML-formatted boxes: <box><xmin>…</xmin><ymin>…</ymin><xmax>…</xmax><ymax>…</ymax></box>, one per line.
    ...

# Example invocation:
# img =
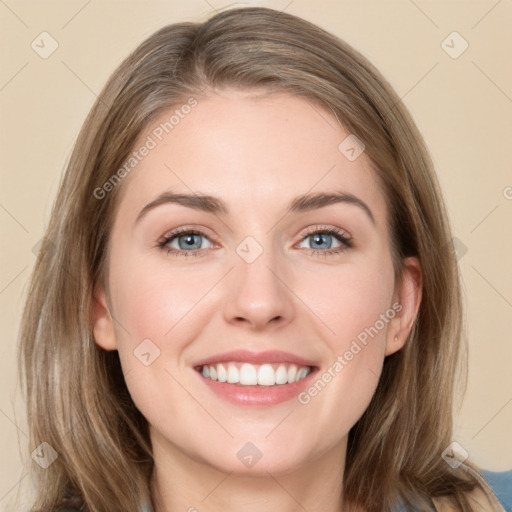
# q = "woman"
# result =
<box><xmin>17</xmin><ymin>6</ymin><xmax>510</xmax><ymax>512</ymax></box>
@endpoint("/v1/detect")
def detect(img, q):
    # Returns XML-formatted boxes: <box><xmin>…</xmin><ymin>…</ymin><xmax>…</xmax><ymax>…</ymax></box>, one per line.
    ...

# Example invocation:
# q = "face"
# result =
<box><xmin>93</xmin><ymin>89</ymin><xmax>421</xmax><ymax>476</ymax></box>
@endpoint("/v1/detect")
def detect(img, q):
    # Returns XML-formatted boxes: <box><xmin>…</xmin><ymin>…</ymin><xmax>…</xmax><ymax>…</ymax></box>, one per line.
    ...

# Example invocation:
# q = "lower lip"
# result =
<box><xmin>197</xmin><ymin>368</ymin><xmax>317</xmax><ymax>406</ymax></box>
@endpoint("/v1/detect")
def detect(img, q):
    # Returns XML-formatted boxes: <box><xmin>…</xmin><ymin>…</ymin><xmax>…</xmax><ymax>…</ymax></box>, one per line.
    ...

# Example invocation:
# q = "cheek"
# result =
<box><xmin>108</xmin><ymin>252</ymin><xmax>211</xmax><ymax>346</ymax></box>
<box><xmin>304</xmin><ymin>257</ymin><xmax>395</xmax><ymax>352</ymax></box>
<box><xmin>294</xmin><ymin>256</ymin><xmax>396</xmax><ymax>430</ymax></box>
<box><xmin>106</xmin><ymin>255</ymin><xmax>201</xmax><ymax>427</ymax></box>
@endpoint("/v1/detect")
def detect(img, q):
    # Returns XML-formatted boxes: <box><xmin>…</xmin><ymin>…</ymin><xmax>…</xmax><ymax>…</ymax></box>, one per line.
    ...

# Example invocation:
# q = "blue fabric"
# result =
<box><xmin>140</xmin><ymin>469</ymin><xmax>512</xmax><ymax>511</ymax></box>
<box><xmin>391</xmin><ymin>469</ymin><xmax>512</xmax><ymax>510</ymax></box>
<box><xmin>481</xmin><ymin>469</ymin><xmax>512</xmax><ymax>511</ymax></box>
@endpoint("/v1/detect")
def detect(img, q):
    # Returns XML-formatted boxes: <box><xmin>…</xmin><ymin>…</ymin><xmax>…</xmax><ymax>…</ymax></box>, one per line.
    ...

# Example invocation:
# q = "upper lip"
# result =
<box><xmin>193</xmin><ymin>350</ymin><xmax>318</xmax><ymax>368</ymax></box>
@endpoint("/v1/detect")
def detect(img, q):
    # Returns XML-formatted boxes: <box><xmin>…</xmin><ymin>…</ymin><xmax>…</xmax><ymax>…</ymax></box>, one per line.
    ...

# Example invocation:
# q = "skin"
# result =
<box><xmin>93</xmin><ymin>89</ymin><xmax>422</xmax><ymax>512</ymax></box>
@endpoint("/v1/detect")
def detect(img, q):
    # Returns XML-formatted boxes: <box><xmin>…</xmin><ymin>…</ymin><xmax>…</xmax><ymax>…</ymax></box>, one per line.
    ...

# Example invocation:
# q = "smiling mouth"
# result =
<box><xmin>196</xmin><ymin>362</ymin><xmax>313</xmax><ymax>387</ymax></box>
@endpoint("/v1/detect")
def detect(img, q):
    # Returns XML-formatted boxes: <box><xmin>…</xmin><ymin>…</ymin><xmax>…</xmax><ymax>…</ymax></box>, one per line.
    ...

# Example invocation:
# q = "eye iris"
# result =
<box><xmin>179</xmin><ymin>234</ymin><xmax>202</xmax><ymax>250</ymax></box>
<box><xmin>311</xmin><ymin>233</ymin><xmax>332</xmax><ymax>249</ymax></box>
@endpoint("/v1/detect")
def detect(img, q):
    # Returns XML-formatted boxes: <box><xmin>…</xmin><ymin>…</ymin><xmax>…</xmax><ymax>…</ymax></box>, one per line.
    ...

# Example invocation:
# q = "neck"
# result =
<box><xmin>149</xmin><ymin>429</ymin><xmax>347</xmax><ymax>512</ymax></box>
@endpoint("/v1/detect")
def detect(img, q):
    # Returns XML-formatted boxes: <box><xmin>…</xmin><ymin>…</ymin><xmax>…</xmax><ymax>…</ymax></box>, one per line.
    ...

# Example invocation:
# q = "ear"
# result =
<box><xmin>385</xmin><ymin>256</ymin><xmax>422</xmax><ymax>356</ymax></box>
<box><xmin>92</xmin><ymin>284</ymin><xmax>118</xmax><ymax>351</ymax></box>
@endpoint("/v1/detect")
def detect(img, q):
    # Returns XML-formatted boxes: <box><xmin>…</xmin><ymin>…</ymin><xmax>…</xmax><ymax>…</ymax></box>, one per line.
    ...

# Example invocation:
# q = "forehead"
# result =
<box><xmin>116</xmin><ymin>90</ymin><xmax>387</xmax><ymax>222</ymax></box>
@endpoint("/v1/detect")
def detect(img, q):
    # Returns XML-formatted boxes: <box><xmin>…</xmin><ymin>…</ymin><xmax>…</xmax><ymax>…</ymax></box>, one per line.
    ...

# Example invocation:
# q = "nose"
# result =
<box><xmin>222</xmin><ymin>247</ymin><xmax>296</xmax><ymax>331</ymax></box>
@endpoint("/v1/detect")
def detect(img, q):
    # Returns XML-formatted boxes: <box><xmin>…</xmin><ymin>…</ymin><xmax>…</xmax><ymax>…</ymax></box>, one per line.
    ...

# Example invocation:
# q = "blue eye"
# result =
<box><xmin>297</xmin><ymin>228</ymin><xmax>352</xmax><ymax>255</ymax></box>
<box><xmin>173</xmin><ymin>233</ymin><xmax>209</xmax><ymax>251</ymax></box>
<box><xmin>159</xmin><ymin>226</ymin><xmax>352</xmax><ymax>258</ymax></box>
<box><xmin>302</xmin><ymin>232</ymin><xmax>338</xmax><ymax>250</ymax></box>
<box><xmin>160</xmin><ymin>229</ymin><xmax>213</xmax><ymax>257</ymax></box>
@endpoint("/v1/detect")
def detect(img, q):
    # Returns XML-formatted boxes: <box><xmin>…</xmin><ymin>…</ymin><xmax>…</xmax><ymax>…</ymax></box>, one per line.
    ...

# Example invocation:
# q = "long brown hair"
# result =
<box><xmin>18</xmin><ymin>6</ymin><xmax>489</xmax><ymax>511</ymax></box>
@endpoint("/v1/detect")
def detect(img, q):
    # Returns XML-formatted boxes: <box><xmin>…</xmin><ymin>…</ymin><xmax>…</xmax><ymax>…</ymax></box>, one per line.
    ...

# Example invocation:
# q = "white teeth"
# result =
<box><xmin>296</xmin><ymin>367</ymin><xmax>308</xmax><ymax>382</ymax></box>
<box><xmin>257</xmin><ymin>364</ymin><xmax>275</xmax><ymax>386</ymax></box>
<box><xmin>239</xmin><ymin>363</ymin><xmax>258</xmax><ymax>385</ymax></box>
<box><xmin>227</xmin><ymin>365</ymin><xmax>239</xmax><ymax>384</ymax></box>
<box><xmin>217</xmin><ymin>363</ymin><xmax>227</xmax><ymax>382</ymax></box>
<box><xmin>287</xmin><ymin>364</ymin><xmax>297</xmax><ymax>384</ymax></box>
<box><xmin>275</xmin><ymin>364</ymin><xmax>288</xmax><ymax>385</ymax></box>
<box><xmin>200</xmin><ymin>361</ymin><xmax>312</xmax><ymax>386</ymax></box>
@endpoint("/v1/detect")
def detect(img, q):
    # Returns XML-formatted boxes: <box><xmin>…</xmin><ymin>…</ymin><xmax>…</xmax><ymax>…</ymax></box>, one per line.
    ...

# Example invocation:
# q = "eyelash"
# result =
<box><xmin>157</xmin><ymin>225</ymin><xmax>353</xmax><ymax>259</ymax></box>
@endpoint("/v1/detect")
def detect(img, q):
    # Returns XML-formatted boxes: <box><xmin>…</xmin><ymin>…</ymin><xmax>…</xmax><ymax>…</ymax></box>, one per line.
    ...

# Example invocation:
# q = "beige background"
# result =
<box><xmin>1</xmin><ymin>0</ymin><xmax>511</xmax><ymax>509</ymax></box>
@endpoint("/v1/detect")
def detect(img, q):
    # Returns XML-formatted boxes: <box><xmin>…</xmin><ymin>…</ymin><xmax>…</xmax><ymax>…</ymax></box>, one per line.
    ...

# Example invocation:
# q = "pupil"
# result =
<box><xmin>180</xmin><ymin>234</ymin><xmax>200</xmax><ymax>249</ymax></box>
<box><xmin>313</xmin><ymin>234</ymin><xmax>331</xmax><ymax>249</ymax></box>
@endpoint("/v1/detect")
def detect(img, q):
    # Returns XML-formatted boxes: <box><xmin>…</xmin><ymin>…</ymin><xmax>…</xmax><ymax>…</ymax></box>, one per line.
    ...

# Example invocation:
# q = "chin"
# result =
<box><xmin>204</xmin><ymin>449</ymin><xmax>309</xmax><ymax>477</ymax></box>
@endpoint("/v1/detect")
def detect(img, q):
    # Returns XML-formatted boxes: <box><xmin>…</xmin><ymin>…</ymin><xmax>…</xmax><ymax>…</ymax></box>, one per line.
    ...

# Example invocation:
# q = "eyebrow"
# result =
<box><xmin>135</xmin><ymin>190</ymin><xmax>375</xmax><ymax>225</ymax></box>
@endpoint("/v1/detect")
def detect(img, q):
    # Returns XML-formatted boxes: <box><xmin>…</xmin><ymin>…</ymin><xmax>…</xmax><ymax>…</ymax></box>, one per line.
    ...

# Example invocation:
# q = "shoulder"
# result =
<box><xmin>481</xmin><ymin>469</ymin><xmax>512</xmax><ymax>511</ymax></box>
<box><xmin>432</xmin><ymin>488</ymin><xmax>493</xmax><ymax>512</ymax></box>
<box><xmin>432</xmin><ymin>469</ymin><xmax>512</xmax><ymax>512</ymax></box>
